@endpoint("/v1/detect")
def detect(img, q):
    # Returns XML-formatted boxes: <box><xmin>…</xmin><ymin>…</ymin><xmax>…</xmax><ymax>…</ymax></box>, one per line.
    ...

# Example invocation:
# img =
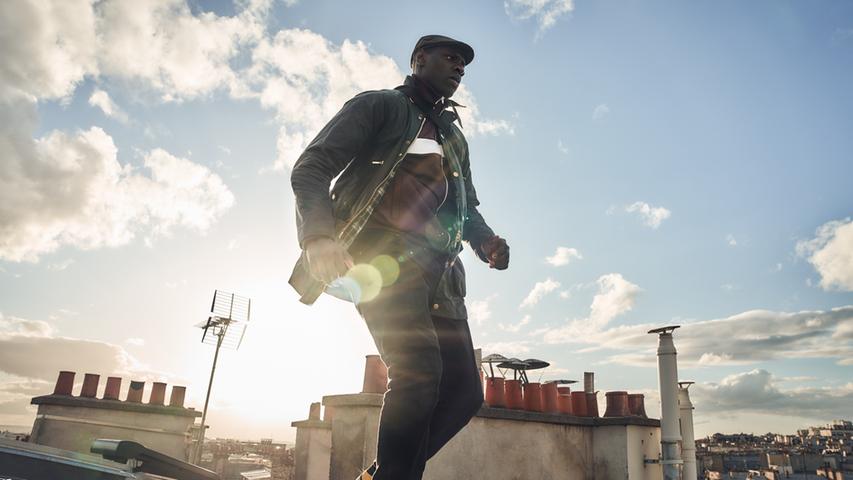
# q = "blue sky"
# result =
<box><xmin>1</xmin><ymin>0</ymin><xmax>852</xmax><ymax>441</ymax></box>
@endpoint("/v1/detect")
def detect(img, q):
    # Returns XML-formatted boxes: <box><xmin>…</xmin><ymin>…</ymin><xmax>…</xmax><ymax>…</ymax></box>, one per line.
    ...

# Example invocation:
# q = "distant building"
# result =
<box><xmin>28</xmin><ymin>370</ymin><xmax>200</xmax><ymax>462</ymax></box>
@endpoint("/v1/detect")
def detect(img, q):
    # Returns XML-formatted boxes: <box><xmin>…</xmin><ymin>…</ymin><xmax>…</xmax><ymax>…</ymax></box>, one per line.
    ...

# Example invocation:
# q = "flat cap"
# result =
<box><xmin>410</xmin><ymin>34</ymin><xmax>475</xmax><ymax>66</ymax></box>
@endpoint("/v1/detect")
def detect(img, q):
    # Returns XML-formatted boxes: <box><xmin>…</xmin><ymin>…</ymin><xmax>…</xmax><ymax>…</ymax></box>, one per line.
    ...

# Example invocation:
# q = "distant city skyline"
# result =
<box><xmin>1</xmin><ymin>0</ymin><xmax>852</xmax><ymax>442</ymax></box>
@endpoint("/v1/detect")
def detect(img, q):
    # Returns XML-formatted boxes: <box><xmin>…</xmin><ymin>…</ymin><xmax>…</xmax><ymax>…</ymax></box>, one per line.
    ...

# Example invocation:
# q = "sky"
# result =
<box><xmin>1</xmin><ymin>0</ymin><xmax>852</xmax><ymax>442</ymax></box>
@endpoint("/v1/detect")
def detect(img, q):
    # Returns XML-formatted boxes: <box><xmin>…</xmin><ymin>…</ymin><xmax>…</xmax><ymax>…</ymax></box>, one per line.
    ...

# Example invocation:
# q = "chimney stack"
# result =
<box><xmin>628</xmin><ymin>393</ymin><xmax>647</xmax><ymax>418</ymax></box>
<box><xmin>362</xmin><ymin>355</ymin><xmax>388</xmax><ymax>394</ymax></box>
<box><xmin>649</xmin><ymin>326</ymin><xmax>683</xmax><ymax>480</ymax></box>
<box><xmin>604</xmin><ymin>391</ymin><xmax>631</xmax><ymax>417</ymax></box>
<box><xmin>103</xmin><ymin>377</ymin><xmax>122</xmax><ymax>400</ymax></box>
<box><xmin>127</xmin><ymin>381</ymin><xmax>145</xmax><ymax>403</ymax></box>
<box><xmin>583</xmin><ymin>372</ymin><xmax>594</xmax><ymax>393</ymax></box>
<box><xmin>169</xmin><ymin>386</ymin><xmax>187</xmax><ymax>408</ymax></box>
<box><xmin>679</xmin><ymin>382</ymin><xmax>698</xmax><ymax>480</ymax></box>
<box><xmin>150</xmin><ymin>382</ymin><xmax>167</xmax><ymax>405</ymax></box>
<box><xmin>53</xmin><ymin>371</ymin><xmax>75</xmax><ymax>396</ymax></box>
<box><xmin>309</xmin><ymin>402</ymin><xmax>321</xmax><ymax>420</ymax></box>
<box><xmin>80</xmin><ymin>374</ymin><xmax>100</xmax><ymax>398</ymax></box>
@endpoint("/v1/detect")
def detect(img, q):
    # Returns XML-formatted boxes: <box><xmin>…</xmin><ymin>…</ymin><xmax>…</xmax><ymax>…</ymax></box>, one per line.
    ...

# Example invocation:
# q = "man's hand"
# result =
<box><xmin>480</xmin><ymin>235</ymin><xmax>509</xmax><ymax>270</ymax></box>
<box><xmin>305</xmin><ymin>237</ymin><xmax>354</xmax><ymax>284</ymax></box>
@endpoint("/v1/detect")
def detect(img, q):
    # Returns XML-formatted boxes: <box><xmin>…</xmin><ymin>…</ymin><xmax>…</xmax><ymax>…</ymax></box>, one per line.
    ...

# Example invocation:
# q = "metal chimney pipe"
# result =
<box><xmin>583</xmin><ymin>372</ymin><xmax>594</xmax><ymax>393</ymax></box>
<box><xmin>649</xmin><ymin>325</ymin><xmax>683</xmax><ymax>480</ymax></box>
<box><xmin>679</xmin><ymin>382</ymin><xmax>698</xmax><ymax>480</ymax></box>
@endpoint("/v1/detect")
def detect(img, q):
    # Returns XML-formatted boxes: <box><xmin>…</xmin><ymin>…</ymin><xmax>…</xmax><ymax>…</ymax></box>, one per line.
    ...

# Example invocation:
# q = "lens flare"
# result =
<box><xmin>370</xmin><ymin>255</ymin><xmax>400</xmax><ymax>287</ymax></box>
<box><xmin>345</xmin><ymin>263</ymin><xmax>383</xmax><ymax>303</ymax></box>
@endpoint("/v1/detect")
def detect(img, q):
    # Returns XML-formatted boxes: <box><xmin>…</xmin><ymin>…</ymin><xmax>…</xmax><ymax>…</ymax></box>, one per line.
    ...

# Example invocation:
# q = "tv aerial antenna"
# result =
<box><xmin>192</xmin><ymin>290</ymin><xmax>251</xmax><ymax>464</ymax></box>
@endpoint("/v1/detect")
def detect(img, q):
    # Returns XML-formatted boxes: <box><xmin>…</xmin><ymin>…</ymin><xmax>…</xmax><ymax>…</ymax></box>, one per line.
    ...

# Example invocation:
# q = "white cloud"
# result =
<box><xmin>88</xmin><ymin>88</ymin><xmax>128</xmax><ymax>123</ymax></box>
<box><xmin>0</xmin><ymin>314</ymin><xmax>141</xmax><ymax>381</ymax></box>
<box><xmin>726</xmin><ymin>234</ymin><xmax>737</xmax><ymax>247</ymax></box>
<box><xmin>0</xmin><ymin>314</ymin><xmax>56</xmax><ymax>338</ymax></box>
<box><xmin>248</xmin><ymin>29</ymin><xmax>512</xmax><ymax>170</ymax></box>
<box><xmin>557</xmin><ymin>139</ymin><xmax>569</xmax><ymax>155</ymax></box>
<box><xmin>499</xmin><ymin>314</ymin><xmax>532</xmax><ymax>333</ymax></box>
<box><xmin>545</xmin><ymin>246</ymin><xmax>582</xmax><ymax>266</ymax></box>
<box><xmin>504</xmin><ymin>0</ymin><xmax>574</xmax><ymax>37</ymax></box>
<box><xmin>542</xmin><ymin>273</ymin><xmax>641</xmax><ymax>343</ymax></box>
<box><xmin>520</xmin><ymin>278</ymin><xmax>561</xmax><ymax>308</ymax></box>
<box><xmin>0</xmin><ymin>0</ymin><xmax>513</xmax><ymax>261</ymax></box>
<box><xmin>0</xmin><ymin>107</ymin><xmax>234</xmax><ymax>261</ymax></box>
<box><xmin>125</xmin><ymin>337</ymin><xmax>145</xmax><ymax>346</ymax></box>
<box><xmin>549</xmin><ymin>306</ymin><xmax>853</xmax><ymax>368</ymax></box>
<box><xmin>625</xmin><ymin>201</ymin><xmax>671</xmax><ymax>229</ymax></box>
<box><xmin>559</xmin><ymin>290</ymin><xmax>571</xmax><ymax>299</ymax></box>
<box><xmin>796</xmin><ymin>218</ymin><xmax>853</xmax><ymax>292</ymax></box>
<box><xmin>0</xmin><ymin>0</ymin><xmax>98</xmax><ymax>101</ymax></box>
<box><xmin>592</xmin><ymin>103</ymin><xmax>609</xmax><ymax>120</ymax></box>
<box><xmin>47</xmin><ymin>259</ymin><xmax>74</xmax><ymax>271</ymax></box>
<box><xmin>693</xmin><ymin>369</ymin><xmax>853</xmax><ymax>419</ymax></box>
<box><xmin>469</xmin><ymin>295</ymin><xmax>496</xmax><ymax>326</ymax></box>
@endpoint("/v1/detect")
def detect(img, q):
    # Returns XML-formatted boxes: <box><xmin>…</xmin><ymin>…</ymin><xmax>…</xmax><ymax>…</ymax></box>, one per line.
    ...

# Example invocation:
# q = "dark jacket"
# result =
<box><xmin>289</xmin><ymin>77</ymin><xmax>495</xmax><ymax>318</ymax></box>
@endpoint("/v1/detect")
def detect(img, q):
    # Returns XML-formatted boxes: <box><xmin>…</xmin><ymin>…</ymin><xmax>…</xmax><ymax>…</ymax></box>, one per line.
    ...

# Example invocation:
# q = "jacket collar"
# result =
<box><xmin>397</xmin><ymin>75</ymin><xmax>465</xmax><ymax>128</ymax></box>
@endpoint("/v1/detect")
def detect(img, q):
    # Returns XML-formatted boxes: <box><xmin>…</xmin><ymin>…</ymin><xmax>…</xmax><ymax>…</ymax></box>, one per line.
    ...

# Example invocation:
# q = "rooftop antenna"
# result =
<box><xmin>192</xmin><ymin>290</ymin><xmax>251</xmax><ymax>464</ymax></box>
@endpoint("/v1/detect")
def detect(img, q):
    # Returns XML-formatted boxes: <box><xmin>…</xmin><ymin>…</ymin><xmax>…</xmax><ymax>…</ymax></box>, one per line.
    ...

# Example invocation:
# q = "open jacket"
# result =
<box><xmin>289</xmin><ymin>77</ymin><xmax>495</xmax><ymax>319</ymax></box>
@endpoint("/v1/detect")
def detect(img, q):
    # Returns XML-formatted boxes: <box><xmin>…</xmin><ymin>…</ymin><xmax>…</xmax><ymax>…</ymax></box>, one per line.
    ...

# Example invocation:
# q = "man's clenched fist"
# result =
<box><xmin>305</xmin><ymin>237</ymin><xmax>354</xmax><ymax>284</ymax></box>
<box><xmin>480</xmin><ymin>235</ymin><xmax>509</xmax><ymax>270</ymax></box>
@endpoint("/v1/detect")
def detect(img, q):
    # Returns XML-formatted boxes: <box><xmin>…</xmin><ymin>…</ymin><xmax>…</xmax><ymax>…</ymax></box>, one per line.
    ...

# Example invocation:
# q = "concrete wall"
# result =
<box><xmin>425</xmin><ymin>416</ymin><xmax>593</xmax><ymax>480</ymax></box>
<box><xmin>304</xmin><ymin>393</ymin><xmax>662</xmax><ymax>480</ymax></box>
<box><xmin>29</xmin><ymin>395</ymin><xmax>198</xmax><ymax>461</ymax></box>
<box><xmin>292</xmin><ymin>419</ymin><xmax>331</xmax><ymax>480</ymax></box>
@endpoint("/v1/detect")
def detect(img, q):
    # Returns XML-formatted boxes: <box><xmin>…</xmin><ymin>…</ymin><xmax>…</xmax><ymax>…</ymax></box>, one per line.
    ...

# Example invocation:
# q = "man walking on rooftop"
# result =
<box><xmin>289</xmin><ymin>35</ymin><xmax>510</xmax><ymax>480</ymax></box>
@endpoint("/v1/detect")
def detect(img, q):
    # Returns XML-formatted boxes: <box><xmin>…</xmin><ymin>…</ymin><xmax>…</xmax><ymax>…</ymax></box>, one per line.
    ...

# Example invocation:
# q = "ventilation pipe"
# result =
<box><xmin>679</xmin><ymin>382</ymin><xmax>697</xmax><ymax>480</ymax></box>
<box><xmin>649</xmin><ymin>326</ymin><xmax>683</xmax><ymax>480</ymax></box>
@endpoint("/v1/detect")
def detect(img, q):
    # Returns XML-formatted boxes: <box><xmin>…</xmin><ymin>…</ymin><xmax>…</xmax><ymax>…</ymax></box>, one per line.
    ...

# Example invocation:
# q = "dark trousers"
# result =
<box><xmin>353</xmin><ymin>233</ymin><xmax>484</xmax><ymax>480</ymax></box>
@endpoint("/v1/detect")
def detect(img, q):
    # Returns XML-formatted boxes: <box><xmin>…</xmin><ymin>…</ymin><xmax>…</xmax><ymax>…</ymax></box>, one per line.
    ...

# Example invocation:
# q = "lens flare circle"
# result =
<box><xmin>370</xmin><ymin>254</ymin><xmax>400</xmax><ymax>287</ymax></box>
<box><xmin>345</xmin><ymin>263</ymin><xmax>383</xmax><ymax>303</ymax></box>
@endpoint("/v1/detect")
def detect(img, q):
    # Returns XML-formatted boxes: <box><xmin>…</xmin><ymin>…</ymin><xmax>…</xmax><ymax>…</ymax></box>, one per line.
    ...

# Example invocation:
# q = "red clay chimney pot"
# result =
<box><xmin>169</xmin><ymin>386</ymin><xmax>187</xmax><ymax>407</ymax></box>
<box><xmin>54</xmin><ymin>371</ymin><xmax>75</xmax><ymax>396</ymax></box>
<box><xmin>126</xmin><ymin>380</ymin><xmax>145</xmax><ymax>403</ymax></box>
<box><xmin>103</xmin><ymin>377</ymin><xmax>122</xmax><ymax>400</ymax></box>
<box><xmin>149</xmin><ymin>382</ymin><xmax>166</xmax><ymax>405</ymax></box>
<box><xmin>80</xmin><ymin>373</ymin><xmax>100</xmax><ymax>398</ymax></box>
<box><xmin>362</xmin><ymin>355</ymin><xmax>388</xmax><ymax>394</ymax></box>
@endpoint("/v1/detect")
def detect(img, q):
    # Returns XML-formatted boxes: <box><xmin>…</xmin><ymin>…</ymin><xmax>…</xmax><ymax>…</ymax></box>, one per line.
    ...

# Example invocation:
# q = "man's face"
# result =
<box><xmin>414</xmin><ymin>46</ymin><xmax>466</xmax><ymax>98</ymax></box>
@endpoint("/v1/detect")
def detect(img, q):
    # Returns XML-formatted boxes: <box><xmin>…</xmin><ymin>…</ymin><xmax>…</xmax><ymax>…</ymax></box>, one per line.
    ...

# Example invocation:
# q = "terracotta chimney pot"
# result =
<box><xmin>557</xmin><ymin>394</ymin><xmax>574</xmax><ymax>415</ymax></box>
<box><xmin>628</xmin><ymin>393</ymin><xmax>648</xmax><ymax>418</ymax></box>
<box><xmin>169</xmin><ymin>386</ymin><xmax>187</xmax><ymax>407</ymax></box>
<box><xmin>523</xmin><ymin>382</ymin><xmax>543</xmax><ymax>412</ymax></box>
<box><xmin>571</xmin><ymin>391</ymin><xmax>588</xmax><ymax>417</ymax></box>
<box><xmin>485</xmin><ymin>377</ymin><xmax>506</xmax><ymax>408</ymax></box>
<box><xmin>504</xmin><ymin>380</ymin><xmax>524</xmax><ymax>410</ymax></box>
<box><xmin>126</xmin><ymin>380</ymin><xmax>145</xmax><ymax>403</ymax></box>
<box><xmin>362</xmin><ymin>355</ymin><xmax>388</xmax><ymax>394</ymax></box>
<box><xmin>80</xmin><ymin>373</ymin><xmax>100</xmax><ymax>398</ymax></box>
<box><xmin>604</xmin><ymin>391</ymin><xmax>631</xmax><ymax>417</ymax></box>
<box><xmin>103</xmin><ymin>377</ymin><xmax>122</xmax><ymax>400</ymax></box>
<box><xmin>586</xmin><ymin>392</ymin><xmax>600</xmax><ymax>417</ymax></box>
<box><xmin>53</xmin><ymin>371</ymin><xmax>75</xmax><ymax>396</ymax></box>
<box><xmin>541</xmin><ymin>382</ymin><xmax>559</xmax><ymax>414</ymax></box>
<box><xmin>149</xmin><ymin>382</ymin><xmax>166</xmax><ymax>405</ymax></box>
